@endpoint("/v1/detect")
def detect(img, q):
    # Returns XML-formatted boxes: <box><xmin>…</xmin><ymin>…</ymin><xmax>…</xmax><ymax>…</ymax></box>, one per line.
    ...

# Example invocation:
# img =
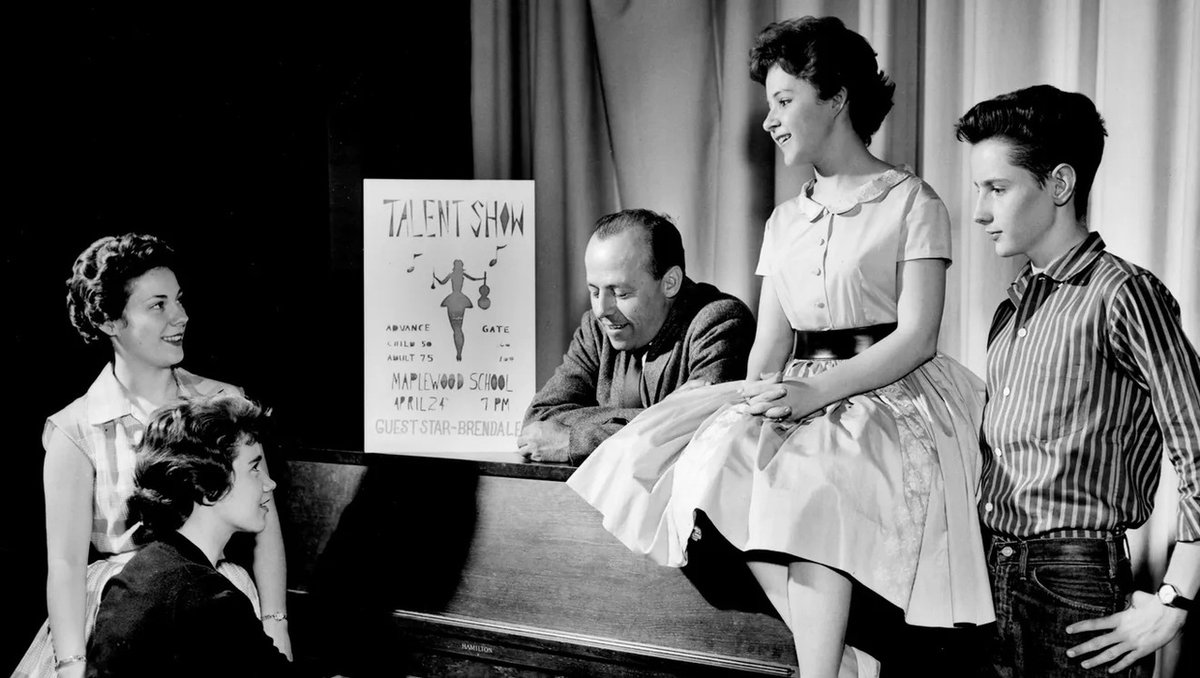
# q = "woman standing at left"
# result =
<box><xmin>14</xmin><ymin>234</ymin><xmax>291</xmax><ymax>677</ymax></box>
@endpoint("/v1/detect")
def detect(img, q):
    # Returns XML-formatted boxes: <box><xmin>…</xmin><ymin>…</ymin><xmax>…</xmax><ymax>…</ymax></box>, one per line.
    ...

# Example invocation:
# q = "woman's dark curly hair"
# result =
<box><xmin>749</xmin><ymin>16</ymin><xmax>895</xmax><ymax>146</ymax></box>
<box><xmin>129</xmin><ymin>394</ymin><xmax>271</xmax><ymax>535</ymax></box>
<box><xmin>66</xmin><ymin>233</ymin><xmax>178</xmax><ymax>344</ymax></box>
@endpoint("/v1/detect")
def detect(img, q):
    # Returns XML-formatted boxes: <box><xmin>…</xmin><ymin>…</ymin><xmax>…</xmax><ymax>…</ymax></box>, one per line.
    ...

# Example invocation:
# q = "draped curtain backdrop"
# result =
<box><xmin>472</xmin><ymin>1</ymin><xmax>1198</xmax><ymax>674</ymax></box>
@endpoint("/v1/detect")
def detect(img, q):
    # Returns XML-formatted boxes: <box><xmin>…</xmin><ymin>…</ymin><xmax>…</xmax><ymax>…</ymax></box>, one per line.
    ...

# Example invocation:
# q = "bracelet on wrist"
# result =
<box><xmin>262</xmin><ymin>611</ymin><xmax>288</xmax><ymax>622</ymax></box>
<box><xmin>54</xmin><ymin>654</ymin><xmax>86</xmax><ymax>670</ymax></box>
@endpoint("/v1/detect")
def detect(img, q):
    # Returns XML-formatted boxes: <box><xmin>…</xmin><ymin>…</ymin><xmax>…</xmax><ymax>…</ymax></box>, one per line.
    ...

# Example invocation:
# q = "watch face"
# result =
<box><xmin>1158</xmin><ymin>584</ymin><xmax>1177</xmax><ymax>605</ymax></box>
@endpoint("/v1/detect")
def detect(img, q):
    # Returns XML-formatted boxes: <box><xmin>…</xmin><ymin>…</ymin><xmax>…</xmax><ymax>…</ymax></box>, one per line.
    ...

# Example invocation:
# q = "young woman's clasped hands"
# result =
<box><xmin>740</xmin><ymin>374</ymin><xmax>826</xmax><ymax>423</ymax></box>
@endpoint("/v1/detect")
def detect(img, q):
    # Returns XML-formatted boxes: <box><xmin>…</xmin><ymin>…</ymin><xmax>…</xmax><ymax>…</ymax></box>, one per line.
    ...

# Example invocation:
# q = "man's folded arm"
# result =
<box><xmin>565</xmin><ymin>406</ymin><xmax>645</xmax><ymax>465</ymax></box>
<box><xmin>524</xmin><ymin>315</ymin><xmax>604</xmax><ymax>424</ymax></box>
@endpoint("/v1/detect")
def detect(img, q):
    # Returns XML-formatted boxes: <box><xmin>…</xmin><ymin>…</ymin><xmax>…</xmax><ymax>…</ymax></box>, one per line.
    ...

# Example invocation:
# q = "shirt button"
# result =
<box><xmin>814</xmin><ymin>268</ymin><xmax>822</xmax><ymax>276</ymax></box>
<box><xmin>984</xmin><ymin>502</ymin><xmax>994</xmax><ymax>512</ymax></box>
<box><xmin>1002</xmin><ymin>386</ymin><xmax>1011</xmax><ymax>397</ymax></box>
<box><xmin>817</xmin><ymin>237</ymin><xmax>826</xmax><ymax>246</ymax></box>
<box><xmin>1017</xmin><ymin>328</ymin><xmax>1027</xmax><ymax>338</ymax></box>
<box><xmin>816</xmin><ymin>302</ymin><xmax>826</xmax><ymax>309</ymax></box>
<box><xmin>995</xmin><ymin>447</ymin><xmax>1004</xmax><ymax>458</ymax></box>
<box><xmin>1000</xmin><ymin>546</ymin><xmax>1014</xmax><ymax>557</ymax></box>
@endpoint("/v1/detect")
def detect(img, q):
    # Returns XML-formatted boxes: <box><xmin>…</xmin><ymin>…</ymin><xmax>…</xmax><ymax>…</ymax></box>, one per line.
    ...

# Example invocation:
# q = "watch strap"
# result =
<box><xmin>1159</xmin><ymin>583</ymin><xmax>1193</xmax><ymax>611</ymax></box>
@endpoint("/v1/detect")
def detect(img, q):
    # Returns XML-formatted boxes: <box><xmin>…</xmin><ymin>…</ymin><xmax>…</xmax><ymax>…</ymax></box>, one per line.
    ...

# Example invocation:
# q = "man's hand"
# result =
<box><xmin>1065</xmin><ymin>590</ymin><xmax>1187</xmax><ymax>672</ymax></box>
<box><xmin>517</xmin><ymin>420</ymin><xmax>572</xmax><ymax>463</ymax></box>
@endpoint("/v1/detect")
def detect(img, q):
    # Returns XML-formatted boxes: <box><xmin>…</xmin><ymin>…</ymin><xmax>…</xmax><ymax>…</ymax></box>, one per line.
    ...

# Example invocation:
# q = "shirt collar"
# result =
<box><xmin>160</xmin><ymin>530</ymin><xmax>219</xmax><ymax>570</ymax></box>
<box><xmin>1007</xmin><ymin>232</ymin><xmax>1106</xmax><ymax>305</ymax></box>
<box><xmin>794</xmin><ymin>167</ymin><xmax>912</xmax><ymax>221</ymax></box>
<box><xmin>85</xmin><ymin>363</ymin><xmax>134</xmax><ymax>426</ymax></box>
<box><xmin>84</xmin><ymin>363</ymin><xmax>205</xmax><ymax>426</ymax></box>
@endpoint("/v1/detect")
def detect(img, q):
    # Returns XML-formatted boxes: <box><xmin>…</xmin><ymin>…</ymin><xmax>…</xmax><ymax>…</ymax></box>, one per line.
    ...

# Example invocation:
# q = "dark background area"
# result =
<box><xmin>4</xmin><ymin>3</ymin><xmax>471</xmax><ymax>666</ymax></box>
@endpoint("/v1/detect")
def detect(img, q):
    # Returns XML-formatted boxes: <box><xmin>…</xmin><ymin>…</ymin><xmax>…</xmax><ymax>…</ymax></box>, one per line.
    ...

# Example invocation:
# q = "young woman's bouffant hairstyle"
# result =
<box><xmin>66</xmin><ymin>233</ymin><xmax>178</xmax><ymax>344</ymax></box>
<box><xmin>749</xmin><ymin>16</ymin><xmax>896</xmax><ymax>146</ymax></box>
<box><xmin>129</xmin><ymin>394</ymin><xmax>271</xmax><ymax>535</ymax></box>
<box><xmin>955</xmin><ymin>84</ymin><xmax>1108</xmax><ymax>222</ymax></box>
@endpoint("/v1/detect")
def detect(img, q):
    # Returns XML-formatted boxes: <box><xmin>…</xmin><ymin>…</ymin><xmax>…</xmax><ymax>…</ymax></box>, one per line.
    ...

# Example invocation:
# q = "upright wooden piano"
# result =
<box><xmin>278</xmin><ymin>451</ymin><xmax>978</xmax><ymax>677</ymax></box>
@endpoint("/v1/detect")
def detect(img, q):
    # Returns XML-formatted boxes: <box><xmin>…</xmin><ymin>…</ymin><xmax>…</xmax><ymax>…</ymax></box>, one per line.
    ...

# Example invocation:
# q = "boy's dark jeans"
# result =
<box><xmin>981</xmin><ymin>533</ymin><xmax>1153</xmax><ymax>678</ymax></box>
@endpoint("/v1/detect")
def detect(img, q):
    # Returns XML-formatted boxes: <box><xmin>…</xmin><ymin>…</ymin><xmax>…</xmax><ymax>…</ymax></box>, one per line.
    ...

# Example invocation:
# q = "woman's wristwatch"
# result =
<box><xmin>1156</xmin><ymin>583</ymin><xmax>1193</xmax><ymax>611</ymax></box>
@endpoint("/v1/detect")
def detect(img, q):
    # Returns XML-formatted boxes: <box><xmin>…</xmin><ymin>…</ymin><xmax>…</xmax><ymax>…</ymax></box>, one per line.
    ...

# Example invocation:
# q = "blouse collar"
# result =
<box><xmin>794</xmin><ymin>167</ymin><xmax>913</xmax><ymax>221</ymax></box>
<box><xmin>85</xmin><ymin>363</ymin><xmax>204</xmax><ymax>426</ymax></box>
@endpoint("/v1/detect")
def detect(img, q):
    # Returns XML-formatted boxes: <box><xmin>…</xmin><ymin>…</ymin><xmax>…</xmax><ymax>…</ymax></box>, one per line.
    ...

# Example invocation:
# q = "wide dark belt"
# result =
<box><xmin>792</xmin><ymin>323</ymin><xmax>897</xmax><ymax>360</ymax></box>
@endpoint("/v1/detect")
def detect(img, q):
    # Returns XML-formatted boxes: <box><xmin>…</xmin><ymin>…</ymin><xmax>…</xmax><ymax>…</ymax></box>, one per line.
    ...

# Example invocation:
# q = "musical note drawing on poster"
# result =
<box><xmin>363</xmin><ymin>179</ymin><xmax>535</xmax><ymax>457</ymax></box>
<box><xmin>405</xmin><ymin>252</ymin><xmax>423</xmax><ymax>273</ymax></box>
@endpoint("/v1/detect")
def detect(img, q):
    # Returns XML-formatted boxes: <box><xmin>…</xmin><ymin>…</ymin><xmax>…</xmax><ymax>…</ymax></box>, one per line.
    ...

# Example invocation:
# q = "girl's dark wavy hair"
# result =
<box><xmin>955</xmin><ymin>84</ymin><xmax>1107</xmax><ymax>221</ymax></box>
<box><xmin>66</xmin><ymin>233</ymin><xmax>178</xmax><ymax>344</ymax></box>
<box><xmin>129</xmin><ymin>394</ymin><xmax>271</xmax><ymax>537</ymax></box>
<box><xmin>749</xmin><ymin>16</ymin><xmax>895</xmax><ymax>146</ymax></box>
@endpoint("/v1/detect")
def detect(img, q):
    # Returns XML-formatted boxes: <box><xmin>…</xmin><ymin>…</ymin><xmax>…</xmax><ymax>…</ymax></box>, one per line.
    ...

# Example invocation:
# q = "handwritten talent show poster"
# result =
<box><xmin>364</xmin><ymin>180</ymin><xmax>535</xmax><ymax>456</ymax></box>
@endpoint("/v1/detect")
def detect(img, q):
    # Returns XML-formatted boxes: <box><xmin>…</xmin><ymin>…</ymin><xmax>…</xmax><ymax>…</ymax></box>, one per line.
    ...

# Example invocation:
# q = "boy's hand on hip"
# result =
<box><xmin>1065</xmin><ymin>590</ymin><xmax>1186</xmax><ymax>672</ymax></box>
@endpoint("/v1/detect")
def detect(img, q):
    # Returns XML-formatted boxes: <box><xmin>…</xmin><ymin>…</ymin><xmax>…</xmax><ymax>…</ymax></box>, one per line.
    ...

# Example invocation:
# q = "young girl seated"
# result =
<box><xmin>86</xmin><ymin>394</ymin><xmax>297</xmax><ymax>678</ymax></box>
<box><xmin>16</xmin><ymin>234</ymin><xmax>288</xmax><ymax>678</ymax></box>
<box><xmin>568</xmin><ymin>16</ymin><xmax>993</xmax><ymax>677</ymax></box>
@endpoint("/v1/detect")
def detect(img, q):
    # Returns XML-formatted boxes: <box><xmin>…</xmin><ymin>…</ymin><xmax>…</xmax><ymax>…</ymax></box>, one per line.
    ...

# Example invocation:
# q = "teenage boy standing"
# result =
<box><xmin>956</xmin><ymin>85</ymin><xmax>1199</xmax><ymax>677</ymax></box>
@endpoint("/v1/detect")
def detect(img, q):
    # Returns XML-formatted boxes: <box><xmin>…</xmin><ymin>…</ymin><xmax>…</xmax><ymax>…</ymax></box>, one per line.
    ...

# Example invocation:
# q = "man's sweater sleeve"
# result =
<box><xmin>685</xmin><ymin>298</ymin><xmax>756</xmax><ymax>383</ymax></box>
<box><xmin>523</xmin><ymin>312</ymin><xmax>642</xmax><ymax>464</ymax></box>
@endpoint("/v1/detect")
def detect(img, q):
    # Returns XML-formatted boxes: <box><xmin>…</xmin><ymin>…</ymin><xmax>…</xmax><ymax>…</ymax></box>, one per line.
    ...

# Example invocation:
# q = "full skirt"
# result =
<box><xmin>567</xmin><ymin>355</ymin><xmax>994</xmax><ymax>628</ymax></box>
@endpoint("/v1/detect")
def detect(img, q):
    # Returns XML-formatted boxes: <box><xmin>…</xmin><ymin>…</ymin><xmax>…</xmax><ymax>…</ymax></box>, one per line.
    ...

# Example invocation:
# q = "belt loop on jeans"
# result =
<box><xmin>1107</xmin><ymin>531</ymin><xmax>1128</xmax><ymax>578</ymax></box>
<box><xmin>792</xmin><ymin>323</ymin><xmax>897</xmax><ymax>360</ymax></box>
